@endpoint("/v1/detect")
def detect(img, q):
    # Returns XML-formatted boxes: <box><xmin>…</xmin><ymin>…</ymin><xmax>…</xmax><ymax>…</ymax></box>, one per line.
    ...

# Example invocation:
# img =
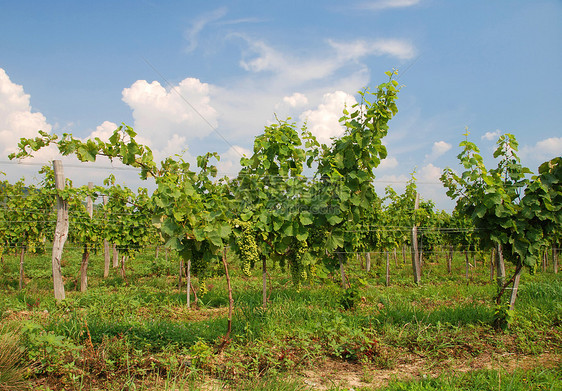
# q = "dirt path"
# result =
<box><xmin>297</xmin><ymin>352</ymin><xmax>561</xmax><ymax>390</ymax></box>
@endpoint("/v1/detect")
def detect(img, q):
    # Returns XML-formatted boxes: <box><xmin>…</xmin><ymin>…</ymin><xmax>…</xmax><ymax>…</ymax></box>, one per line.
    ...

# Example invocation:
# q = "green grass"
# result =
<box><xmin>0</xmin><ymin>246</ymin><xmax>560</xmax><ymax>390</ymax></box>
<box><xmin>379</xmin><ymin>366</ymin><xmax>562</xmax><ymax>391</ymax></box>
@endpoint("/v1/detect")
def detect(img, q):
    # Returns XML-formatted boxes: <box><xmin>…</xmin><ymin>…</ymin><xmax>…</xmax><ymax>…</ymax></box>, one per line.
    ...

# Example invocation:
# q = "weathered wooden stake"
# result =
<box><xmin>103</xmin><ymin>196</ymin><xmax>111</xmax><ymax>278</ymax></box>
<box><xmin>222</xmin><ymin>247</ymin><xmax>233</xmax><ymax>341</ymax></box>
<box><xmin>52</xmin><ymin>160</ymin><xmax>68</xmax><ymax>301</ymax></box>
<box><xmin>508</xmin><ymin>267</ymin><xmax>523</xmax><ymax>311</ymax></box>
<box><xmin>112</xmin><ymin>244</ymin><xmax>119</xmax><ymax>268</ymax></box>
<box><xmin>411</xmin><ymin>192</ymin><xmax>421</xmax><ymax>284</ymax></box>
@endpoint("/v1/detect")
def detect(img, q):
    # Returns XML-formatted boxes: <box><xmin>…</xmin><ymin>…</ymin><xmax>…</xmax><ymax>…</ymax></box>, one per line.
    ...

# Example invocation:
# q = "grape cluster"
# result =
<box><xmin>289</xmin><ymin>240</ymin><xmax>309</xmax><ymax>288</ymax></box>
<box><xmin>232</xmin><ymin>219</ymin><xmax>259</xmax><ymax>277</ymax></box>
<box><xmin>199</xmin><ymin>279</ymin><xmax>208</xmax><ymax>295</ymax></box>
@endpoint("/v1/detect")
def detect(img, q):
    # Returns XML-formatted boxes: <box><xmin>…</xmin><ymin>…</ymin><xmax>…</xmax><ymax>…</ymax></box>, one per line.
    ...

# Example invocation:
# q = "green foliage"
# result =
<box><xmin>492</xmin><ymin>303</ymin><xmax>515</xmax><ymax>331</ymax></box>
<box><xmin>0</xmin><ymin>171</ymin><xmax>54</xmax><ymax>256</ymax></box>
<box><xmin>188</xmin><ymin>339</ymin><xmax>213</xmax><ymax>369</ymax></box>
<box><xmin>339</xmin><ymin>285</ymin><xmax>359</xmax><ymax>310</ymax></box>
<box><xmin>100</xmin><ymin>178</ymin><xmax>156</xmax><ymax>257</ymax></box>
<box><xmin>442</xmin><ymin>132</ymin><xmax>537</xmax><ymax>268</ymax></box>
<box><xmin>20</xmin><ymin>321</ymin><xmax>81</xmax><ymax>377</ymax></box>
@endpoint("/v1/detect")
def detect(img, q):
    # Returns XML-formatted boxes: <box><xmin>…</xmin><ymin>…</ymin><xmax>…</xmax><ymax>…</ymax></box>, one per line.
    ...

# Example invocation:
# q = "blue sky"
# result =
<box><xmin>1</xmin><ymin>0</ymin><xmax>561</xmax><ymax>210</ymax></box>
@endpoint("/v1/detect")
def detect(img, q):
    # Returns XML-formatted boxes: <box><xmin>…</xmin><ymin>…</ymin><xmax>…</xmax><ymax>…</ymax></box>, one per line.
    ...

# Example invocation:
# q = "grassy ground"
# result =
<box><xmin>0</xmin><ymin>246</ymin><xmax>560</xmax><ymax>390</ymax></box>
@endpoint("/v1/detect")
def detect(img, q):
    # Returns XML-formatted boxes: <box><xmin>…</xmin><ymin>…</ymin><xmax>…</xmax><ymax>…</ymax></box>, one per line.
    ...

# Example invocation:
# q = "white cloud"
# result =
<box><xmin>481</xmin><ymin>129</ymin><xmax>501</xmax><ymax>141</ymax></box>
<box><xmin>217</xmin><ymin>145</ymin><xmax>252</xmax><ymax>176</ymax></box>
<box><xmin>535</xmin><ymin>137</ymin><xmax>562</xmax><ymax>157</ymax></box>
<box><xmin>425</xmin><ymin>140</ymin><xmax>451</xmax><ymax>161</ymax></box>
<box><xmin>0</xmin><ymin>68</ymin><xmax>53</xmax><ymax>159</ymax></box>
<box><xmin>282</xmin><ymin>93</ymin><xmax>308</xmax><ymax>108</ymax></box>
<box><xmin>418</xmin><ymin>163</ymin><xmax>442</xmax><ymax>183</ymax></box>
<box><xmin>377</xmin><ymin>156</ymin><xmax>399</xmax><ymax>170</ymax></box>
<box><xmin>520</xmin><ymin>137</ymin><xmax>562</xmax><ymax>164</ymax></box>
<box><xmin>184</xmin><ymin>7</ymin><xmax>227</xmax><ymax>53</ymax></box>
<box><xmin>329</xmin><ymin>39</ymin><xmax>416</xmax><ymax>61</ymax></box>
<box><xmin>300</xmin><ymin>91</ymin><xmax>357</xmax><ymax>145</ymax></box>
<box><xmin>88</xmin><ymin>121</ymin><xmax>119</xmax><ymax>142</ymax></box>
<box><xmin>375</xmin><ymin>174</ymin><xmax>410</xmax><ymax>195</ymax></box>
<box><xmin>358</xmin><ymin>0</ymin><xmax>421</xmax><ymax>11</ymax></box>
<box><xmin>121</xmin><ymin>78</ymin><xmax>217</xmax><ymax>156</ymax></box>
<box><xmin>417</xmin><ymin>163</ymin><xmax>453</xmax><ymax>210</ymax></box>
<box><xmin>237</xmin><ymin>35</ymin><xmax>415</xmax><ymax>87</ymax></box>
<box><xmin>238</xmin><ymin>38</ymin><xmax>340</xmax><ymax>84</ymax></box>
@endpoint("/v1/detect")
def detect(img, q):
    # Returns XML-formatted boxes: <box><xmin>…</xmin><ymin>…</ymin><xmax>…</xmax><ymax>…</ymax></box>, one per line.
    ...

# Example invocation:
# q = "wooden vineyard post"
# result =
<box><xmin>411</xmin><ymin>192</ymin><xmax>421</xmax><ymax>284</ymax></box>
<box><xmin>52</xmin><ymin>160</ymin><xmax>68</xmax><ymax>301</ymax></box>
<box><xmin>222</xmin><ymin>247</ymin><xmax>233</xmax><ymax>342</ymax></box>
<box><xmin>508</xmin><ymin>267</ymin><xmax>523</xmax><ymax>311</ymax></box>
<box><xmin>103</xmin><ymin>195</ymin><xmax>110</xmax><ymax>278</ymax></box>
<box><xmin>120</xmin><ymin>255</ymin><xmax>127</xmax><ymax>278</ymax></box>
<box><xmin>489</xmin><ymin>248</ymin><xmax>495</xmax><ymax>283</ymax></box>
<box><xmin>366</xmin><ymin>252</ymin><xmax>371</xmax><ymax>272</ymax></box>
<box><xmin>554</xmin><ymin>245</ymin><xmax>558</xmax><ymax>274</ymax></box>
<box><xmin>447</xmin><ymin>245</ymin><xmax>453</xmax><ymax>274</ymax></box>
<box><xmin>112</xmin><ymin>244</ymin><xmax>119</xmax><ymax>268</ymax></box>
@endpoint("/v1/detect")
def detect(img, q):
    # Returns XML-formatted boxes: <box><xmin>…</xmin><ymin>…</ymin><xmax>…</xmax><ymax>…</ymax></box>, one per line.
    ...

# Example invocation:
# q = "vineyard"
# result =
<box><xmin>1</xmin><ymin>74</ymin><xmax>561</xmax><ymax>390</ymax></box>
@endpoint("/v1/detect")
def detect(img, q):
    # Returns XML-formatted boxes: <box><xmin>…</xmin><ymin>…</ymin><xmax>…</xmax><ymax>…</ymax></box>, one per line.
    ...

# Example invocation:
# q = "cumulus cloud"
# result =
<box><xmin>520</xmin><ymin>137</ymin><xmax>562</xmax><ymax>163</ymax></box>
<box><xmin>300</xmin><ymin>91</ymin><xmax>357</xmax><ymax>145</ymax></box>
<box><xmin>374</xmin><ymin>174</ymin><xmax>410</xmax><ymax>195</ymax></box>
<box><xmin>481</xmin><ymin>129</ymin><xmax>501</xmax><ymax>141</ymax></box>
<box><xmin>282</xmin><ymin>93</ymin><xmax>308</xmax><ymax>108</ymax></box>
<box><xmin>425</xmin><ymin>141</ymin><xmax>451</xmax><ymax>161</ymax></box>
<box><xmin>121</xmin><ymin>78</ymin><xmax>217</xmax><ymax>156</ymax></box>
<box><xmin>357</xmin><ymin>0</ymin><xmax>421</xmax><ymax>11</ymax></box>
<box><xmin>418</xmin><ymin>163</ymin><xmax>442</xmax><ymax>183</ymax></box>
<box><xmin>217</xmin><ymin>145</ymin><xmax>252</xmax><ymax>176</ymax></box>
<box><xmin>0</xmin><ymin>68</ymin><xmax>53</xmax><ymax>159</ymax></box>
<box><xmin>377</xmin><ymin>156</ymin><xmax>399</xmax><ymax>170</ymax></box>
<box><xmin>88</xmin><ymin>121</ymin><xmax>119</xmax><ymax>142</ymax></box>
<box><xmin>416</xmin><ymin>163</ymin><xmax>454</xmax><ymax>209</ymax></box>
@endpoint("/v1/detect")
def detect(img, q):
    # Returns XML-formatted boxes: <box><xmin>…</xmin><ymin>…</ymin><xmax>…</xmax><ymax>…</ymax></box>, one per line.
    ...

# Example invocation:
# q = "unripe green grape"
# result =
<box><xmin>199</xmin><ymin>280</ymin><xmax>208</xmax><ymax>295</ymax></box>
<box><xmin>232</xmin><ymin>219</ymin><xmax>259</xmax><ymax>277</ymax></box>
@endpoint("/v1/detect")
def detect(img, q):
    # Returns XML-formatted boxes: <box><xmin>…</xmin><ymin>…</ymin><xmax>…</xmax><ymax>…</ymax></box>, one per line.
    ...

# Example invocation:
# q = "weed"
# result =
<box><xmin>0</xmin><ymin>326</ymin><xmax>29</xmax><ymax>390</ymax></box>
